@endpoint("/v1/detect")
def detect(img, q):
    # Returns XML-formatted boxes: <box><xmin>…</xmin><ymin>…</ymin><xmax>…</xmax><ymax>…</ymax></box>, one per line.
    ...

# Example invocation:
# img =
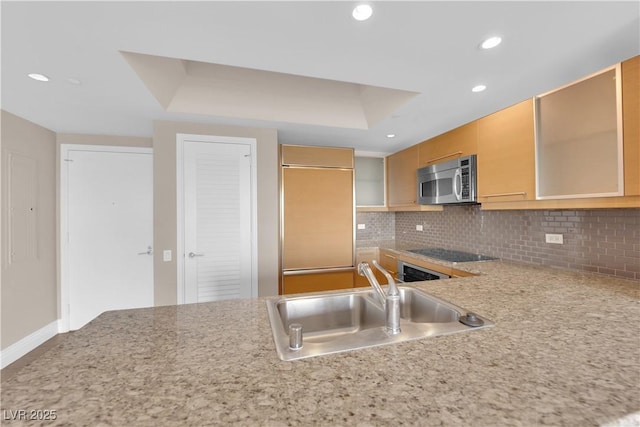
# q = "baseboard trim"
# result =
<box><xmin>0</xmin><ymin>320</ymin><xmax>60</xmax><ymax>369</ymax></box>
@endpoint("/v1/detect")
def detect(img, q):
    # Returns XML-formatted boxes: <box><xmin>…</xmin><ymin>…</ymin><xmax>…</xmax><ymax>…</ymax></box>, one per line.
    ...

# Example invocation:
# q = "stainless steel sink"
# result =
<box><xmin>397</xmin><ymin>287</ymin><xmax>460</xmax><ymax>323</ymax></box>
<box><xmin>266</xmin><ymin>286</ymin><xmax>494</xmax><ymax>361</ymax></box>
<box><xmin>275</xmin><ymin>293</ymin><xmax>385</xmax><ymax>343</ymax></box>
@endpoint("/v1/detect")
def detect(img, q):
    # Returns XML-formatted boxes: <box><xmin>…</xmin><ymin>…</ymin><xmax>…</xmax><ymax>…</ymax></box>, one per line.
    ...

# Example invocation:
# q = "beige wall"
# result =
<box><xmin>153</xmin><ymin>121</ymin><xmax>279</xmax><ymax>305</ymax></box>
<box><xmin>1</xmin><ymin>111</ymin><xmax>57</xmax><ymax>350</ymax></box>
<box><xmin>57</xmin><ymin>129</ymin><xmax>277</xmax><ymax>310</ymax></box>
<box><xmin>1</xmin><ymin>115</ymin><xmax>279</xmax><ymax>349</ymax></box>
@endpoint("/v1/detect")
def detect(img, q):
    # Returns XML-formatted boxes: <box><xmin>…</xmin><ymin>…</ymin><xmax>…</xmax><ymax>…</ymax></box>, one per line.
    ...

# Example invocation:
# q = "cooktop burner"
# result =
<box><xmin>408</xmin><ymin>248</ymin><xmax>498</xmax><ymax>263</ymax></box>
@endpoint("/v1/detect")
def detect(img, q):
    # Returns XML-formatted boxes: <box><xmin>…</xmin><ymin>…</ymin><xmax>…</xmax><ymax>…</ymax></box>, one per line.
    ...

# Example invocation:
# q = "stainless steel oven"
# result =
<box><xmin>397</xmin><ymin>261</ymin><xmax>450</xmax><ymax>282</ymax></box>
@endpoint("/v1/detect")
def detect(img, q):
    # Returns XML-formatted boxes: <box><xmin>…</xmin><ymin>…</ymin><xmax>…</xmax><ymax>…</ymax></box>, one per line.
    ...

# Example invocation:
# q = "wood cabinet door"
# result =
<box><xmin>283</xmin><ymin>271</ymin><xmax>354</xmax><ymax>294</ymax></box>
<box><xmin>622</xmin><ymin>55</ymin><xmax>639</xmax><ymax>196</ymax></box>
<box><xmin>477</xmin><ymin>99</ymin><xmax>536</xmax><ymax>203</ymax></box>
<box><xmin>378</xmin><ymin>249</ymin><xmax>399</xmax><ymax>279</ymax></box>
<box><xmin>281</xmin><ymin>144</ymin><xmax>354</xmax><ymax>168</ymax></box>
<box><xmin>418</xmin><ymin>121</ymin><xmax>478</xmax><ymax>167</ymax></box>
<box><xmin>282</xmin><ymin>167</ymin><xmax>354</xmax><ymax>270</ymax></box>
<box><xmin>386</xmin><ymin>145</ymin><xmax>419</xmax><ymax>207</ymax></box>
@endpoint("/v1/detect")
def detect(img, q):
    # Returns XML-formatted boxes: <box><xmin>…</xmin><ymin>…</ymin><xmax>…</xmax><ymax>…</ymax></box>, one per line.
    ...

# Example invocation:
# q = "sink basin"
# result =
<box><xmin>266</xmin><ymin>285</ymin><xmax>494</xmax><ymax>361</ymax></box>
<box><xmin>275</xmin><ymin>293</ymin><xmax>385</xmax><ymax>343</ymax></box>
<box><xmin>397</xmin><ymin>287</ymin><xmax>460</xmax><ymax>323</ymax></box>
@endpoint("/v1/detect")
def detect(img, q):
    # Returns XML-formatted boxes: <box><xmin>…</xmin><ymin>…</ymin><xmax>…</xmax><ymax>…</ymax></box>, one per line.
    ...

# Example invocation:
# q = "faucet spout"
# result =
<box><xmin>357</xmin><ymin>261</ymin><xmax>386</xmax><ymax>309</ymax></box>
<box><xmin>357</xmin><ymin>261</ymin><xmax>401</xmax><ymax>335</ymax></box>
<box><xmin>372</xmin><ymin>260</ymin><xmax>399</xmax><ymax>297</ymax></box>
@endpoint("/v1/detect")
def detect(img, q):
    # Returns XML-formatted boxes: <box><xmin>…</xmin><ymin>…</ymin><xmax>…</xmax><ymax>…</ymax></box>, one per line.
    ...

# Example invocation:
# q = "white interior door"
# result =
<box><xmin>64</xmin><ymin>147</ymin><xmax>153</xmax><ymax>330</ymax></box>
<box><xmin>183</xmin><ymin>140</ymin><xmax>253</xmax><ymax>303</ymax></box>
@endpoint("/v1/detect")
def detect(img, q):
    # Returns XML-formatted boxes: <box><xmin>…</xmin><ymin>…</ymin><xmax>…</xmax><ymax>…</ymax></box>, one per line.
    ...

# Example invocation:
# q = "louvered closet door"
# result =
<box><xmin>184</xmin><ymin>141</ymin><xmax>252</xmax><ymax>303</ymax></box>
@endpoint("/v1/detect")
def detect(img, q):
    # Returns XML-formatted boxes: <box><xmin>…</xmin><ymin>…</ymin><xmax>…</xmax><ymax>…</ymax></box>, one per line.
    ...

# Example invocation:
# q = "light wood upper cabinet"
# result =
<box><xmin>281</xmin><ymin>144</ymin><xmax>353</xmax><ymax>168</ymax></box>
<box><xmin>386</xmin><ymin>145</ymin><xmax>419</xmax><ymax>207</ymax></box>
<box><xmin>477</xmin><ymin>99</ymin><xmax>536</xmax><ymax>203</ymax></box>
<box><xmin>476</xmin><ymin>56</ymin><xmax>639</xmax><ymax>210</ymax></box>
<box><xmin>355</xmin><ymin>156</ymin><xmax>385</xmax><ymax>207</ymax></box>
<box><xmin>418</xmin><ymin>121</ymin><xmax>478</xmax><ymax>167</ymax></box>
<box><xmin>385</xmin><ymin>57</ymin><xmax>638</xmax><ymax>210</ymax></box>
<box><xmin>535</xmin><ymin>66</ymin><xmax>622</xmax><ymax>199</ymax></box>
<box><xmin>622</xmin><ymin>55</ymin><xmax>639</xmax><ymax>196</ymax></box>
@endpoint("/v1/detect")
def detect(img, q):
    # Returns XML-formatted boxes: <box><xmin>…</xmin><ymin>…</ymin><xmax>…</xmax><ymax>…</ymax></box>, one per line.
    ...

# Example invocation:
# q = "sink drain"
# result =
<box><xmin>459</xmin><ymin>312</ymin><xmax>484</xmax><ymax>327</ymax></box>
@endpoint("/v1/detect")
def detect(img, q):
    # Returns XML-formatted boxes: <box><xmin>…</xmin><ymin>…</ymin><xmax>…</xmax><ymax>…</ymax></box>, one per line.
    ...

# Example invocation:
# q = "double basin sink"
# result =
<box><xmin>266</xmin><ymin>285</ymin><xmax>494</xmax><ymax>361</ymax></box>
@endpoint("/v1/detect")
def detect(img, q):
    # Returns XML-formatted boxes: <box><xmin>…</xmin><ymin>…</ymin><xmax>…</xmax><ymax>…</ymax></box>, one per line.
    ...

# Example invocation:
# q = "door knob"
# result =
<box><xmin>137</xmin><ymin>246</ymin><xmax>153</xmax><ymax>255</ymax></box>
<box><xmin>188</xmin><ymin>252</ymin><xmax>205</xmax><ymax>258</ymax></box>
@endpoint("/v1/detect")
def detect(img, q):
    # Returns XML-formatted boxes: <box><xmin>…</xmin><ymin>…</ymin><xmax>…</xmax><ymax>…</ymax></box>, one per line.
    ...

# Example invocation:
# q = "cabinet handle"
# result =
<box><xmin>383</xmin><ymin>254</ymin><xmax>397</xmax><ymax>260</ymax></box>
<box><xmin>481</xmin><ymin>192</ymin><xmax>527</xmax><ymax>198</ymax></box>
<box><xmin>424</xmin><ymin>151</ymin><xmax>463</xmax><ymax>164</ymax></box>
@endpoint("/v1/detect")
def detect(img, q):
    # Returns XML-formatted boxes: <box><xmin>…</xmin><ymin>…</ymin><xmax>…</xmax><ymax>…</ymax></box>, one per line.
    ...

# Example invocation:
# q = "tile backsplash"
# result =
<box><xmin>359</xmin><ymin>206</ymin><xmax>639</xmax><ymax>280</ymax></box>
<box><xmin>355</xmin><ymin>211</ymin><xmax>395</xmax><ymax>241</ymax></box>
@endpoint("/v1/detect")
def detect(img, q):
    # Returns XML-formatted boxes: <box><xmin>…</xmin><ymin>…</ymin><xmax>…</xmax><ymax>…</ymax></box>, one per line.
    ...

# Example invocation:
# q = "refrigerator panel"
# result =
<box><xmin>283</xmin><ymin>167</ymin><xmax>354</xmax><ymax>270</ymax></box>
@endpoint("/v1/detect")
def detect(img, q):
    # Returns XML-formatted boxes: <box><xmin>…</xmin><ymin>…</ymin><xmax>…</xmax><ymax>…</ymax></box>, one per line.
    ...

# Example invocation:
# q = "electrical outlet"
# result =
<box><xmin>357</xmin><ymin>224</ymin><xmax>366</xmax><ymax>230</ymax></box>
<box><xmin>545</xmin><ymin>233</ymin><xmax>564</xmax><ymax>244</ymax></box>
<box><xmin>416</xmin><ymin>224</ymin><xmax>423</xmax><ymax>231</ymax></box>
<box><xmin>163</xmin><ymin>250</ymin><xmax>172</xmax><ymax>261</ymax></box>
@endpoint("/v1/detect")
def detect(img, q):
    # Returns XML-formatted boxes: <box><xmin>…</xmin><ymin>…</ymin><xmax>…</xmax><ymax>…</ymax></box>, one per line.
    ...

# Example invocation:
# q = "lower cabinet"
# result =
<box><xmin>379</xmin><ymin>249</ymin><xmax>399</xmax><ymax>281</ymax></box>
<box><xmin>282</xmin><ymin>270</ymin><xmax>354</xmax><ymax>295</ymax></box>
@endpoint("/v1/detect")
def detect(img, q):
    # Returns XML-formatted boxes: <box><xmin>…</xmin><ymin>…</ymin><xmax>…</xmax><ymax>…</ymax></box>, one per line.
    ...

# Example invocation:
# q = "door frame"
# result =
<box><xmin>59</xmin><ymin>144</ymin><xmax>153</xmax><ymax>332</ymax></box>
<box><xmin>176</xmin><ymin>134</ymin><xmax>258</xmax><ymax>304</ymax></box>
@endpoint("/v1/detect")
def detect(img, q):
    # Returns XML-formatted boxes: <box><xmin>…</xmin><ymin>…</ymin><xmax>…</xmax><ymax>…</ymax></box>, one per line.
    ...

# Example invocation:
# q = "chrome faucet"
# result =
<box><xmin>357</xmin><ymin>261</ymin><xmax>401</xmax><ymax>335</ymax></box>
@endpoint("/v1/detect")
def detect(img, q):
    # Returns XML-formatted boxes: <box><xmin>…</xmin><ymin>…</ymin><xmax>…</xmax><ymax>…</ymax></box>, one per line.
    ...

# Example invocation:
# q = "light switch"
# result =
<box><xmin>357</xmin><ymin>224</ymin><xmax>366</xmax><ymax>230</ymax></box>
<box><xmin>163</xmin><ymin>250</ymin><xmax>172</xmax><ymax>261</ymax></box>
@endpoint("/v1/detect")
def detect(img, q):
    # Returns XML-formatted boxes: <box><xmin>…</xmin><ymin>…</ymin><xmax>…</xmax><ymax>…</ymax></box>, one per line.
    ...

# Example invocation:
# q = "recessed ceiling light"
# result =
<box><xmin>28</xmin><ymin>73</ymin><xmax>49</xmax><ymax>82</ymax></box>
<box><xmin>472</xmin><ymin>85</ymin><xmax>487</xmax><ymax>93</ymax></box>
<box><xmin>481</xmin><ymin>36</ymin><xmax>502</xmax><ymax>49</ymax></box>
<box><xmin>352</xmin><ymin>4</ymin><xmax>373</xmax><ymax>21</ymax></box>
<box><xmin>386</xmin><ymin>134</ymin><xmax>396</xmax><ymax>138</ymax></box>
<box><xmin>66</xmin><ymin>77</ymin><xmax>82</xmax><ymax>85</ymax></box>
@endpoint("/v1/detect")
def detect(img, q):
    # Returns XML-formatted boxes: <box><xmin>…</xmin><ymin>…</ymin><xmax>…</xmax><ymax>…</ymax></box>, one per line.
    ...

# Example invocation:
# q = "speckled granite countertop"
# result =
<box><xmin>2</xmin><ymin>260</ymin><xmax>639</xmax><ymax>426</ymax></box>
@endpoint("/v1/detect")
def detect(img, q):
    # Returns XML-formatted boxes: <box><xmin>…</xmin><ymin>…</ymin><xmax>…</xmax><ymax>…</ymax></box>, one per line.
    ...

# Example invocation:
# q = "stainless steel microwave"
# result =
<box><xmin>417</xmin><ymin>155</ymin><xmax>477</xmax><ymax>205</ymax></box>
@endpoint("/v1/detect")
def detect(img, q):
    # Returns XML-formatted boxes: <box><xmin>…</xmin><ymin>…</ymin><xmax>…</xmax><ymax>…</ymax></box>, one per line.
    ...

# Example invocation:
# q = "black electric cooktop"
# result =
<box><xmin>408</xmin><ymin>248</ymin><xmax>498</xmax><ymax>263</ymax></box>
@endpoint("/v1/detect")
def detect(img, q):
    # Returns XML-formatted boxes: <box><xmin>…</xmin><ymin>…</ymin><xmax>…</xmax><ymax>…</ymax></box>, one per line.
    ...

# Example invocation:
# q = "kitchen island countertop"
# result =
<box><xmin>1</xmin><ymin>260</ymin><xmax>639</xmax><ymax>426</ymax></box>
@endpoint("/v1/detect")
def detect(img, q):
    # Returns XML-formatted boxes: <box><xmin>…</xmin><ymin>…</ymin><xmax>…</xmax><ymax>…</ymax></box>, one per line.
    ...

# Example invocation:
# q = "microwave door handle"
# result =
<box><xmin>453</xmin><ymin>169</ymin><xmax>462</xmax><ymax>201</ymax></box>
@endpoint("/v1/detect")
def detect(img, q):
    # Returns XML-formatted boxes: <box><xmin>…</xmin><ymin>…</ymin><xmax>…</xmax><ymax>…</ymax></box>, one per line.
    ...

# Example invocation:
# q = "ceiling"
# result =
<box><xmin>2</xmin><ymin>1</ymin><xmax>639</xmax><ymax>154</ymax></box>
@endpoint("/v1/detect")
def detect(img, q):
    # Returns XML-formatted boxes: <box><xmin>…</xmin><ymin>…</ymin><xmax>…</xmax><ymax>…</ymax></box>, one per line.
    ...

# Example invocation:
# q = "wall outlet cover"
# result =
<box><xmin>416</xmin><ymin>224</ymin><xmax>424</xmax><ymax>231</ymax></box>
<box><xmin>545</xmin><ymin>233</ymin><xmax>564</xmax><ymax>244</ymax></box>
<box><xmin>357</xmin><ymin>224</ymin><xmax>366</xmax><ymax>230</ymax></box>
